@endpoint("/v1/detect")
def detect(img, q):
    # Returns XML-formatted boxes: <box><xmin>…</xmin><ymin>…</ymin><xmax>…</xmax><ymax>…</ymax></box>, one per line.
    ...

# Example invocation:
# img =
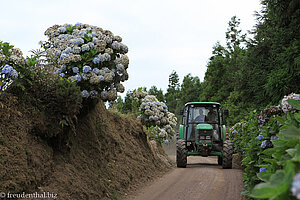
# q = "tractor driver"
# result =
<box><xmin>207</xmin><ymin>107</ymin><xmax>218</xmax><ymax>122</ymax></box>
<box><xmin>194</xmin><ymin>108</ymin><xmax>206</xmax><ymax>122</ymax></box>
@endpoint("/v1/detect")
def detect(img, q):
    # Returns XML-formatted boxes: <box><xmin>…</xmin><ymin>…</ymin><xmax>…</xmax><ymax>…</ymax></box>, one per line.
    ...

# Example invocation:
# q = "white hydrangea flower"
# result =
<box><xmin>89</xmin><ymin>73</ymin><xmax>100</xmax><ymax>84</ymax></box>
<box><xmin>281</xmin><ymin>93</ymin><xmax>300</xmax><ymax>113</ymax></box>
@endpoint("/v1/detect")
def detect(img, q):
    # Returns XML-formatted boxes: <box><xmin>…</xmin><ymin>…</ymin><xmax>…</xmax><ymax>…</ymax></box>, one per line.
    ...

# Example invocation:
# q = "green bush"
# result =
<box><xmin>230</xmin><ymin>94</ymin><xmax>300</xmax><ymax>199</ymax></box>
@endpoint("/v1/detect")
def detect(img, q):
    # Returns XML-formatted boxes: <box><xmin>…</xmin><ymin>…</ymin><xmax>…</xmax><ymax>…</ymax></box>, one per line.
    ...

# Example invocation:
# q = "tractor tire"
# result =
<box><xmin>176</xmin><ymin>139</ymin><xmax>187</xmax><ymax>168</ymax></box>
<box><xmin>218</xmin><ymin>155</ymin><xmax>222</xmax><ymax>165</ymax></box>
<box><xmin>222</xmin><ymin>139</ymin><xmax>233</xmax><ymax>169</ymax></box>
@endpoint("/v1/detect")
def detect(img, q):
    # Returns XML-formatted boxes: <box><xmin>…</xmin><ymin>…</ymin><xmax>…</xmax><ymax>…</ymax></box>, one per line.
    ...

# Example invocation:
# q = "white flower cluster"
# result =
<box><xmin>257</xmin><ymin>105</ymin><xmax>282</xmax><ymax>126</ymax></box>
<box><xmin>130</xmin><ymin>90</ymin><xmax>148</xmax><ymax>101</ymax></box>
<box><xmin>281</xmin><ymin>93</ymin><xmax>300</xmax><ymax>113</ymax></box>
<box><xmin>42</xmin><ymin>23</ymin><xmax>129</xmax><ymax>101</ymax></box>
<box><xmin>139</xmin><ymin>95</ymin><xmax>177</xmax><ymax>138</ymax></box>
<box><xmin>0</xmin><ymin>46</ymin><xmax>26</xmax><ymax>65</ymax></box>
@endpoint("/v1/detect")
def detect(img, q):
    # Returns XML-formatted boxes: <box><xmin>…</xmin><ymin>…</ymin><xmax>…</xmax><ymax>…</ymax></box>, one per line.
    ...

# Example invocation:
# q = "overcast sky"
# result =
<box><xmin>0</xmin><ymin>0</ymin><xmax>261</xmax><ymax>95</ymax></box>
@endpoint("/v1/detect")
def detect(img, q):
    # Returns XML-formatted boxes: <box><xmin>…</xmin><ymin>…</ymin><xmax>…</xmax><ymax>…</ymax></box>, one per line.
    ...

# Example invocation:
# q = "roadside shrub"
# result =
<box><xmin>230</xmin><ymin>93</ymin><xmax>300</xmax><ymax>199</ymax></box>
<box><xmin>41</xmin><ymin>23</ymin><xmax>129</xmax><ymax>102</ymax></box>
<box><xmin>138</xmin><ymin>94</ymin><xmax>177</xmax><ymax>142</ymax></box>
<box><xmin>0</xmin><ymin>41</ymin><xmax>36</xmax><ymax>92</ymax></box>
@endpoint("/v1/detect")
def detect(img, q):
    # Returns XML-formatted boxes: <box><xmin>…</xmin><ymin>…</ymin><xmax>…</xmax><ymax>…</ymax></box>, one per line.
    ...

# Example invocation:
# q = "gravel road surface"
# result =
<box><xmin>125</xmin><ymin>156</ymin><xmax>243</xmax><ymax>200</ymax></box>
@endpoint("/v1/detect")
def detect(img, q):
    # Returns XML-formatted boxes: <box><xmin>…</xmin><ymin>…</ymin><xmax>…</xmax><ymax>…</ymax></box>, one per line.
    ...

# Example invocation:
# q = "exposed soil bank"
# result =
<box><xmin>0</xmin><ymin>94</ymin><xmax>171</xmax><ymax>199</ymax></box>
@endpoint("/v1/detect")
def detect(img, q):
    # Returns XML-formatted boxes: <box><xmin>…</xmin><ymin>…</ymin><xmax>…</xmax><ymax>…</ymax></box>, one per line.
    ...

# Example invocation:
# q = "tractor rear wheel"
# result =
<box><xmin>176</xmin><ymin>139</ymin><xmax>187</xmax><ymax>168</ymax></box>
<box><xmin>222</xmin><ymin>140</ymin><xmax>233</xmax><ymax>169</ymax></box>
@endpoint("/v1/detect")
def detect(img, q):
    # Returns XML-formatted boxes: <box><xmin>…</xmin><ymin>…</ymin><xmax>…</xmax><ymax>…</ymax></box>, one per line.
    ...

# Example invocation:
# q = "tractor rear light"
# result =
<box><xmin>206</xmin><ymin>136</ymin><xmax>211</xmax><ymax>140</ymax></box>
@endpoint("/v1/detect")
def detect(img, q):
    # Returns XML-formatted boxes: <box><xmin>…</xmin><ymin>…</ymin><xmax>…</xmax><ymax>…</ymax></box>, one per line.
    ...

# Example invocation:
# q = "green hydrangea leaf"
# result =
<box><xmin>287</xmin><ymin>99</ymin><xmax>300</xmax><ymax>110</ymax></box>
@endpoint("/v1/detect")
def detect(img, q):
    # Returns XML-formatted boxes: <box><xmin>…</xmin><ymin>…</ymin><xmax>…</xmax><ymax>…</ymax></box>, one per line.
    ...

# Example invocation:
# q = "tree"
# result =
<box><xmin>179</xmin><ymin>73</ymin><xmax>202</xmax><ymax>105</ymax></box>
<box><xmin>241</xmin><ymin>0</ymin><xmax>300</xmax><ymax>106</ymax></box>
<box><xmin>165</xmin><ymin>70</ymin><xmax>180</xmax><ymax>113</ymax></box>
<box><xmin>148</xmin><ymin>85</ymin><xmax>165</xmax><ymax>102</ymax></box>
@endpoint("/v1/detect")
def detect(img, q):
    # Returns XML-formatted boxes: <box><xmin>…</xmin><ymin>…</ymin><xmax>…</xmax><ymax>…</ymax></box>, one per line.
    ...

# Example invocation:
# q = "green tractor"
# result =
<box><xmin>176</xmin><ymin>102</ymin><xmax>233</xmax><ymax>168</ymax></box>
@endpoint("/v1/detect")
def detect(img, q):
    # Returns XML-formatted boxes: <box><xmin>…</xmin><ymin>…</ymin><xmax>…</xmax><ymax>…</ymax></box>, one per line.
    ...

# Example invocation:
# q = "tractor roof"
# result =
<box><xmin>185</xmin><ymin>102</ymin><xmax>220</xmax><ymax>106</ymax></box>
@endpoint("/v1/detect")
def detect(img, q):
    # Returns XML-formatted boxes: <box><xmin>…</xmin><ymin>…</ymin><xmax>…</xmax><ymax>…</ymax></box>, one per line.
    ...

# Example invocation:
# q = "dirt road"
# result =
<box><xmin>125</xmin><ymin>156</ymin><xmax>244</xmax><ymax>200</ymax></box>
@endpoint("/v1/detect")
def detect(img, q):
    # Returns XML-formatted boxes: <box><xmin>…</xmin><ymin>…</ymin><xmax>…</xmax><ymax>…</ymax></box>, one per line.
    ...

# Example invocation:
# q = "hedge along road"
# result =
<box><xmin>125</xmin><ymin>156</ymin><xmax>244</xmax><ymax>200</ymax></box>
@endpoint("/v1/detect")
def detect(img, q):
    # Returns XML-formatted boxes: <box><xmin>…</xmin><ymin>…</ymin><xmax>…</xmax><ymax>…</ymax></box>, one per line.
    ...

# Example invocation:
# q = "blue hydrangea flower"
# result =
<box><xmin>77</xmin><ymin>38</ymin><xmax>84</xmax><ymax>45</ymax></box>
<box><xmin>79</xmin><ymin>30</ymin><xmax>87</xmax><ymax>35</ymax></box>
<box><xmin>1</xmin><ymin>65</ymin><xmax>13</xmax><ymax>75</ymax></box>
<box><xmin>154</xmin><ymin>133</ymin><xmax>158</xmax><ymax>138</ymax></box>
<box><xmin>259</xmin><ymin>167</ymin><xmax>267</xmax><ymax>172</ymax></box>
<box><xmin>291</xmin><ymin>173</ymin><xmax>300</xmax><ymax>199</ymax></box>
<box><xmin>73</xmin><ymin>46</ymin><xmax>81</xmax><ymax>54</ymax></box>
<box><xmin>81</xmin><ymin>90</ymin><xmax>89</xmax><ymax>98</ymax></box>
<box><xmin>82</xmin><ymin>65</ymin><xmax>92</xmax><ymax>73</ymax></box>
<box><xmin>59</xmin><ymin>73</ymin><xmax>65</xmax><ymax>78</ymax></box>
<box><xmin>54</xmin><ymin>68</ymin><xmax>62</xmax><ymax>75</ymax></box>
<box><xmin>271</xmin><ymin>136</ymin><xmax>278</xmax><ymax>140</ymax></box>
<box><xmin>58</xmin><ymin>27</ymin><xmax>67</xmax><ymax>33</ymax></box>
<box><xmin>98</xmin><ymin>75</ymin><xmax>104</xmax><ymax>81</ymax></box>
<box><xmin>58</xmin><ymin>34</ymin><xmax>68</xmax><ymax>40</ymax></box>
<box><xmin>92</xmin><ymin>37</ymin><xmax>99</xmax><ymax>44</ymax></box>
<box><xmin>93</xmin><ymin>57</ymin><xmax>101</xmax><ymax>64</ymax></box>
<box><xmin>261</xmin><ymin>140</ymin><xmax>272</xmax><ymax>149</ymax></box>
<box><xmin>72</xmin><ymin>67</ymin><xmax>79</xmax><ymax>73</ymax></box>
<box><xmin>137</xmin><ymin>116</ymin><xmax>141</xmax><ymax>120</ymax></box>
<box><xmin>92</xmin><ymin>68</ymin><xmax>100</xmax><ymax>74</ymax></box>
<box><xmin>261</xmin><ymin>140</ymin><xmax>267</xmax><ymax>148</ymax></box>
<box><xmin>116</xmin><ymin>64</ymin><xmax>124</xmax><ymax>72</ymax></box>
<box><xmin>164</xmin><ymin>139</ymin><xmax>168</xmax><ymax>144</ymax></box>
<box><xmin>64</xmin><ymin>47</ymin><xmax>72</xmax><ymax>54</ymax></box>
<box><xmin>81</xmin><ymin>44</ymin><xmax>90</xmax><ymax>52</ymax></box>
<box><xmin>256</xmin><ymin>134</ymin><xmax>264</xmax><ymax>140</ymax></box>
<box><xmin>74</xmin><ymin>74</ymin><xmax>82</xmax><ymax>82</ymax></box>
<box><xmin>10</xmin><ymin>69</ymin><xmax>19</xmax><ymax>78</ymax></box>
<box><xmin>90</xmin><ymin>90</ymin><xmax>98</xmax><ymax>96</ymax></box>
<box><xmin>87</xmin><ymin>42</ymin><xmax>94</xmax><ymax>48</ymax></box>
<box><xmin>232</xmin><ymin>130</ymin><xmax>237</xmax><ymax>134</ymax></box>
<box><xmin>70</xmin><ymin>38</ymin><xmax>84</xmax><ymax>45</ymax></box>
<box><xmin>60</xmin><ymin>53</ymin><xmax>68</xmax><ymax>60</ymax></box>
<box><xmin>75</xmin><ymin>22</ymin><xmax>83</xmax><ymax>26</ymax></box>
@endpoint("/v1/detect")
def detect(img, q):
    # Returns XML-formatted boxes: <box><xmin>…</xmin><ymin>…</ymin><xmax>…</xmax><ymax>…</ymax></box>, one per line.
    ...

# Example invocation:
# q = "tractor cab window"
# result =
<box><xmin>186</xmin><ymin>105</ymin><xmax>220</xmax><ymax>141</ymax></box>
<box><xmin>182</xmin><ymin>106</ymin><xmax>188</xmax><ymax>124</ymax></box>
<box><xmin>187</xmin><ymin>106</ymin><xmax>219</xmax><ymax>124</ymax></box>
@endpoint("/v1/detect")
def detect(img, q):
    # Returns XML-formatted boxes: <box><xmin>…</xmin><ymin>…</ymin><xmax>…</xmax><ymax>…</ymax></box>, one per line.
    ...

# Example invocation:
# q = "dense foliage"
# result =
<box><xmin>230</xmin><ymin>94</ymin><xmax>300</xmax><ymax>199</ymax></box>
<box><xmin>199</xmin><ymin>0</ymin><xmax>300</xmax><ymax>125</ymax></box>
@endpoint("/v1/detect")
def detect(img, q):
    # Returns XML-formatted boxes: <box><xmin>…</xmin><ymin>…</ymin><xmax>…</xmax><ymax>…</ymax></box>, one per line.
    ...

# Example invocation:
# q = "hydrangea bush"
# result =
<box><xmin>0</xmin><ymin>41</ymin><xmax>26</xmax><ymax>91</ymax></box>
<box><xmin>229</xmin><ymin>93</ymin><xmax>300</xmax><ymax>199</ymax></box>
<box><xmin>41</xmin><ymin>23</ymin><xmax>129</xmax><ymax>101</ymax></box>
<box><xmin>138</xmin><ymin>94</ymin><xmax>177</xmax><ymax>142</ymax></box>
